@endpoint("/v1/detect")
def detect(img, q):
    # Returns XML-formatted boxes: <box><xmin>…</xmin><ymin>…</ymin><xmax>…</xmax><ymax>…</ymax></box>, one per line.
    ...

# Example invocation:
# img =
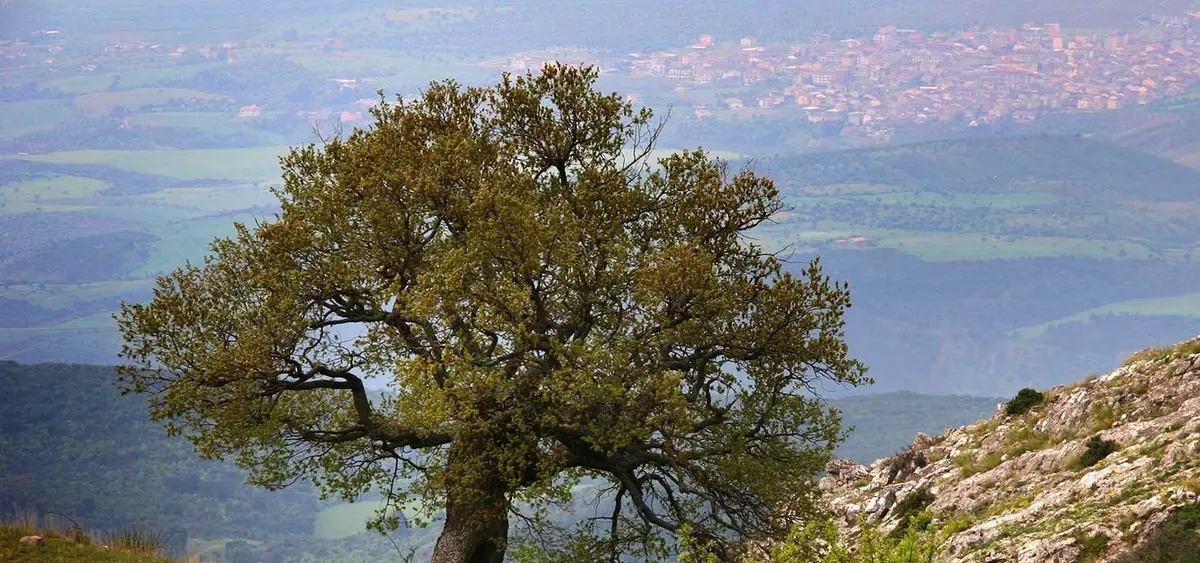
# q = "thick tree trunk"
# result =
<box><xmin>429</xmin><ymin>444</ymin><xmax>511</xmax><ymax>563</ymax></box>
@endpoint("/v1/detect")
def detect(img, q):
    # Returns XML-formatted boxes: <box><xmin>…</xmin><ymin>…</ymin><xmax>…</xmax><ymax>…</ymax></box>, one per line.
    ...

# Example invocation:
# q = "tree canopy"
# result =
<box><xmin>116</xmin><ymin>64</ymin><xmax>868</xmax><ymax>562</ymax></box>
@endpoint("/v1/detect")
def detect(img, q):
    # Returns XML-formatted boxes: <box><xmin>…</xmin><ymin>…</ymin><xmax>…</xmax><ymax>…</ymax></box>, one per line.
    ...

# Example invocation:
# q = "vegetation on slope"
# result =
<box><xmin>820</xmin><ymin>337</ymin><xmax>1200</xmax><ymax>562</ymax></box>
<box><xmin>0</xmin><ymin>512</ymin><xmax>179</xmax><ymax>563</ymax></box>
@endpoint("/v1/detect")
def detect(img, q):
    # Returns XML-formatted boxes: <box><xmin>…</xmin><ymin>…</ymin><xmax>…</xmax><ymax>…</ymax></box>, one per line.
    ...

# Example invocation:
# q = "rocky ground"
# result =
<box><xmin>819</xmin><ymin>337</ymin><xmax>1200</xmax><ymax>562</ymax></box>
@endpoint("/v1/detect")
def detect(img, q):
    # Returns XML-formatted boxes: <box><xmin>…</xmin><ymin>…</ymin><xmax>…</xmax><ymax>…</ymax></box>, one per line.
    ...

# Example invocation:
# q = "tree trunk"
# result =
<box><xmin>429</xmin><ymin>444</ymin><xmax>511</xmax><ymax>563</ymax></box>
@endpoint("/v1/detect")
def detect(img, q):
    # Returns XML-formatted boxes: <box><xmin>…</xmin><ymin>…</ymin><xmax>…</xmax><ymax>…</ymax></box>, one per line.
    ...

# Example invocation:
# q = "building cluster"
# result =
<box><xmin>620</xmin><ymin>11</ymin><xmax>1200</xmax><ymax>131</ymax></box>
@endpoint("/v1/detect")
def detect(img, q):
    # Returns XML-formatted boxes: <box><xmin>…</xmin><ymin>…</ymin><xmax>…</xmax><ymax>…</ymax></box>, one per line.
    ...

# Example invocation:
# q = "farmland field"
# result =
<box><xmin>74</xmin><ymin>87</ymin><xmax>226</xmax><ymax>115</ymax></box>
<box><xmin>1015</xmin><ymin>292</ymin><xmax>1200</xmax><ymax>339</ymax></box>
<box><xmin>6</xmin><ymin>146</ymin><xmax>292</xmax><ymax>182</ymax></box>
<box><xmin>0</xmin><ymin>99</ymin><xmax>75</xmax><ymax>140</ymax></box>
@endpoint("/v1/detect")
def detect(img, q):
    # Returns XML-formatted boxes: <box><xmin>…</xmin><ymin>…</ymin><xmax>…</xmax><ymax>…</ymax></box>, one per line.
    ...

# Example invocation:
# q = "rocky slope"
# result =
<box><xmin>819</xmin><ymin>337</ymin><xmax>1200</xmax><ymax>562</ymax></box>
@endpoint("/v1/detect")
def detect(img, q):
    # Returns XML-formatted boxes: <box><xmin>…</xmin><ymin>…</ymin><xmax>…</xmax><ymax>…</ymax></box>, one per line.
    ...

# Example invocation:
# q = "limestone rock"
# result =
<box><xmin>814</xmin><ymin>336</ymin><xmax>1200</xmax><ymax>563</ymax></box>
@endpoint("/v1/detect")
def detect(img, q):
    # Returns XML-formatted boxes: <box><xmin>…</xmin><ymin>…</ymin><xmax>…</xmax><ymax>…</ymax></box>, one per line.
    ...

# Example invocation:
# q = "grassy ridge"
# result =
<box><xmin>0</xmin><ymin>513</ymin><xmax>182</xmax><ymax>563</ymax></box>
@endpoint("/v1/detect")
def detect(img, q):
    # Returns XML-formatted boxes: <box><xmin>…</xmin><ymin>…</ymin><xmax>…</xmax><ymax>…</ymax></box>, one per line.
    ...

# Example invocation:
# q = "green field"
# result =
<box><xmin>7</xmin><ymin>146</ymin><xmax>291</xmax><ymax>182</ymax></box>
<box><xmin>131</xmin><ymin>211</ymin><xmax>265</xmax><ymax>276</ymax></box>
<box><xmin>0</xmin><ymin>99</ymin><xmax>76</xmax><ymax>140</ymax></box>
<box><xmin>1015</xmin><ymin>292</ymin><xmax>1200</xmax><ymax>339</ymax></box>
<box><xmin>0</xmin><ymin>175</ymin><xmax>111</xmax><ymax>213</ymax></box>
<box><xmin>74</xmin><ymin>88</ymin><xmax>225</xmax><ymax>116</ymax></box>
<box><xmin>872</xmin><ymin>232</ymin><xmax>1155</xmax><ymax>261</ymax></box>
<box><xmin>43</xmin><ymin>63</ymin><xmax>228</xmax><ymax>95</ymax></box>
<box><xmin>0</xmin><ymin>280</ymin><xmax>152</xmax><ymax>310</ymax></box>
<box><xmin>786</xmin><ymin>190</ymin><xmax>1060</xmax><ymax>209</ymax></box>
<box><xmin>313</xmin><ymin>499</ymin><xmax>434</xmax><ymax>541</ymax></box>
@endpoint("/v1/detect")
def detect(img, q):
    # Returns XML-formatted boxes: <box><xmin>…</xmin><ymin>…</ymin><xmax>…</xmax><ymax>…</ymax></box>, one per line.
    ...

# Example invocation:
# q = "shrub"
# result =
<box><xmin>1074</xmin><ymin>531</ymin><xmax>1110</xmax><ymax>563</ymax></box>
<box><xmin>1005</xmin><ymin>388</ymin><xmax>1045</xmax><ymax>416</ymax></box>
<box><xmin>887</xmin><ymin>487</ymin><xmax>936</xmax><ymax>539</ymax></box>
<box><xmin>884</xmin><ymin>446</ymin><xmax>929</xmax><ymax>484</ymax></box>
<box><xmin>1077</xmin><ymin>436</ymin><xmax>1119</xmax><ymax>470</ymax></box>
<box><xmin>1115</xmin><ymin>502</ymin><xmax>1200</xmax><ymax>563</ymax></box>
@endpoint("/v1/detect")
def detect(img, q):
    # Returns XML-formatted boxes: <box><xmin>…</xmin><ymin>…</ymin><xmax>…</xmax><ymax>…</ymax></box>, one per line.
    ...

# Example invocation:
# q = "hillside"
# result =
<box><xmin>0</xmin><ymin>361</ymin><xmax>998</xmax><ymax>562</ymax></box>
<box><xmin>819</xmin><ymin>337</ymin><xmax>1200</xmax><ymax>562</ymax></box>
<box><xmin>0</xmin><ymin>523</ymin><xmax>176</xmax><ymax>563</ymax></box>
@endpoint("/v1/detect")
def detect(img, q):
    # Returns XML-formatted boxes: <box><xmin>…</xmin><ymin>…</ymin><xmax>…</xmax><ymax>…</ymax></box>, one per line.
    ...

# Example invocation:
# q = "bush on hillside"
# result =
<box><xmin>1005</xmin><ymin>388</ymin><xmax>1045</xmax><ymax>416</ymax></box>
<box><xmin>1115</xmin><ymin>502</ymin><xmax>1200</xmax><ymax>562</ymax></box>
<box><xmin>1077</xmin><ymin>436</ymin><xmax>1119</xmax><ymax>469</ymax></box>
<box><xmin>887</xmin><ymin>486</ymin><xmax>936</xmax><ymax>539</ymax></box>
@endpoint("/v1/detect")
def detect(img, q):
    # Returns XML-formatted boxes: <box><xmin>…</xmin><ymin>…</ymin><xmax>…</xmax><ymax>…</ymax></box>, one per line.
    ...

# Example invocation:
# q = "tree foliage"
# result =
<box><xmin>116</xmin><ymin>64</ymin><xmax>867</xmax><ymax>561</ymax></box>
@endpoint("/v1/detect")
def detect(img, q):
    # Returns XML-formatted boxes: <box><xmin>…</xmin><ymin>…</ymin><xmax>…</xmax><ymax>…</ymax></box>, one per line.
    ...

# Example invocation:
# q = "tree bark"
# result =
<box><xmin>429</xmin><ymin>444</ymin><xmax>511</xmax><ymax>563</ymax></box>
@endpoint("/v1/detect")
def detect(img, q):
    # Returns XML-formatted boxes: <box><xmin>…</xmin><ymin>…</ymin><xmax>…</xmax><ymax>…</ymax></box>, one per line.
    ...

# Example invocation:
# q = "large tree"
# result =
<box><xmin>116</xmin><ymin>64</ymin><xmax>868</xmax><ymax>562</ymax></box>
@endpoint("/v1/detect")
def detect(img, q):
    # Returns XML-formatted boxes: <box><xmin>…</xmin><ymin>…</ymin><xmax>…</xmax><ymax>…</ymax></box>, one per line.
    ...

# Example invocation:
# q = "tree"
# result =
<box><xmin>116</xmin><ymin>64</ymin><xmax>868</xmax><ymax>563</ymax></box>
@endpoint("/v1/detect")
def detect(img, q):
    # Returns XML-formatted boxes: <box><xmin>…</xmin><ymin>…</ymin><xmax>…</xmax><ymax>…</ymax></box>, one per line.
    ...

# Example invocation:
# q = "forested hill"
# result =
<box><xmin>0</xmin><ymin>362</ymin><xmax>995</xmax><ymax>553</ymax></box>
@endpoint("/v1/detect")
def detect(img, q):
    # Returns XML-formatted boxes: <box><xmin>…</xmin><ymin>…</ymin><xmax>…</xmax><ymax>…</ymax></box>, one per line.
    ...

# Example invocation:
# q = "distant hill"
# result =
<box><xmin>10</xmin><ymin>0</ymin><xmax>1192</xmax><ymax>52</ymax></box>
<box><xmin>0</xmin><ymin>361</ymin><xmax>997</xmax><ymax>560</ymax></box>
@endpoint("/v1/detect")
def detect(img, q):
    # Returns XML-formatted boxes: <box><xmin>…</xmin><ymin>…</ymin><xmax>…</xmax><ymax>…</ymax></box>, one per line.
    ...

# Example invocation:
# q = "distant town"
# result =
<box><xmin>6</xmin><ymin>10</ymin><xmax>1200</xmax><ymax>138</ymax></box>
<box><xmin>505</xmin><ymin>11</ymin><xmax>1200</xmax><ymax>137</ymax></box>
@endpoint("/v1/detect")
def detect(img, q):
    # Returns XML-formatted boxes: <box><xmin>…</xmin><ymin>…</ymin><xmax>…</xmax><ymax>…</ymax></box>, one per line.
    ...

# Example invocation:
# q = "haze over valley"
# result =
<box><xmin>2</xmin><ymin>1</ymin><xmax>1200</xmax><ymax>561</ymax></box>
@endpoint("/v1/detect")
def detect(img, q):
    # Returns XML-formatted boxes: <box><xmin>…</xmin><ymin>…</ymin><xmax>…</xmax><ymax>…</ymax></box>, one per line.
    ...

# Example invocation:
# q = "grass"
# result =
<box><xmin>140</xmin><ymin>185</ymin><xmax>278</xmax><ymax>213</ymax></box>
<box><xmin>974</xmin><ymin>492</ymin><xmax>1037</xmax><ymax>521</ymax></box>
<box><xmin>799</xmin><ymin>225</ymin><xmax>1155</xmax><ymax>261</ymax></box>
<box><xmin>1090</xmin><ymin>402</ymin><xmax>1117</xmax><ymax>432</ymax></box>
<box><xmin>786</xmin><ymin>190</ymin><xmax>1059</xmax><ymax>209</ymax></box>
<box><xmin>5</xmin><ymin>146</ymin><xmax>291</xmax><ymax>183</ymax></box>
<box><xmin>312</xmin><ymin>499</ymin><xmax>432</xmax><ymax>540</ymax></box>
<box><xmin>0</xmin><ymin>510</ymin><xmax>188</xmax><ymax>563</ymax></box>
<box><xmin>1005</xmin><ymin>427</ymin><xmax>1051</xmax><ymax>458</ymax></box>
<box><xmin>954</xmin><ymin>451</ymin><xmax>1004</xmax><ymax>478</ymax></box>
<box><xmin>876</xmin><ymin>233</ymin><xmax>1153</xmax><ymax>261</ymax></box>
<box><xmin>44</xmin><ymin>63</ymin><xmax>226</xmax><ymax>96</ymax></box>
<box><xmin>0</xmin><ymin>99</ymin><xmax>76</xmax><ymax>140</ymax></box>
<box><xmin>130</xmin><ymin>212</ymin><xmax>264</xmax><ymax>277</ymax></box>
<box><xmin>73</xmin><ymin>88</ymin><xmax>224</xmax><ymax>116</ymax></box>
<box><xmin>0</xmin><ymin>175</ymin><xmax>110</xmax><ymax>213</ymax></box>
<box><xmin>0</xmin><ymin>279</ymin><xmax>153</xmax><ymax>310</ymax></box>
<box><xmin>1015</xmin><ymin>292</ymin><xmax>1200</xmax><ymax>339</ymax></box>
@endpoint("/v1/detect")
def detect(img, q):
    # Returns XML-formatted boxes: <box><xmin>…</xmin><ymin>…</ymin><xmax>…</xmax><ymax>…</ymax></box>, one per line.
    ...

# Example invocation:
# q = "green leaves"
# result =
<box><xmin>115</xmin><ymin>64</ymin><xmax>868</xmax><ymax>560</ymax></box>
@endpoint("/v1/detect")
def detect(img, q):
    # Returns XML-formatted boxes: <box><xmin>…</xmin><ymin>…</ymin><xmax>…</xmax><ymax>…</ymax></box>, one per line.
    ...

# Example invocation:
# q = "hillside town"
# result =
<box><xmin>508</xmin><ymin>11</ymin><xmax>1200</xmax><ymax>133</ymax></box>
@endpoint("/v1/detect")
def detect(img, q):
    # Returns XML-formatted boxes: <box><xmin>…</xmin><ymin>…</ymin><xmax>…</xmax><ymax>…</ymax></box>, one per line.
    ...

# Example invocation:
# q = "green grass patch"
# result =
<box><xmin>788</xmin><ymin>190</ymin><xmax>1059</xmax><ymax>209</ymax></box>
<box><xmin>83</xmin><ymin>205</ymin><xmax>218</xmax><ymax>225</ymax></box>
<box><xmin>0</xmin><ymin>279</ymin><xmax>153</xmax><ymax>310</ymax></box>
<box><xmin>140</xmin><ymin>185</ymin><xmax>278</xmax><ymax>213</ymax></box>
<box><xmin>0</xmin><ymin>175</ymin><xmax>110</xmax><ymax>213</ymax></box>
<box><xmin>1005</xmin><ymin>427</ymin><xmax>1050</xmax><ymax>458</ymax></box>
<box><xmin>869</xmin><ymin>232</ymin><xmax>1153</xmax><ymax>261</ymax></box>
<box><xmin>1015</xmin><ymin>292</ymin><xmax>1200</xmax><ymax>339</ymax></box>
<box><xmin>313</xmin><ymin>499</ymin><xmax>432</xmax><ymax>541</ymax></box>
<box><xmin>7</xmin><ymin>146</ymin><xmax>290</xmax><ymax>183</ymax></box>
<box><xmin>0</xmin><ymin>522</ymin><xmax>175</xmax><ymax>563</ymax></box>
<box><xmin>44</xmin><ymin>63</ymin><xmax>226</xmax><ymax>95</ymax></box>
<box><xmin>954</xmin><ymin>451</ymin><xmax>1003</xmax><ymax>478</ymax></box>
<box><xmin>1115</xmin><ymin>502</ymin><xmax>1200</xmax><ymax>562</ymax></box>
<box><xmin>131</xmin><ymin>212</ymin><xmax>264</xmax><ymax>277</ymax></box>
<box><xmin>0</xmin><ymin>99</ymin><xmax>76</xmax><ymax>140</ymax></box>
<box><xmin>74</xmin><ymin>88</ymin><xmax>224</xmax><ymax>116</ymax></box>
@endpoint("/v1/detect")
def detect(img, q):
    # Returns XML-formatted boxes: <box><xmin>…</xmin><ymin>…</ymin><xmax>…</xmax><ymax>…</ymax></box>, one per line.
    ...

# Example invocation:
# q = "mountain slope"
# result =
<box><xmin>819</xmin><ymin>337</ymin><xmax>1200</xmax><ymax>562</ymax></box>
